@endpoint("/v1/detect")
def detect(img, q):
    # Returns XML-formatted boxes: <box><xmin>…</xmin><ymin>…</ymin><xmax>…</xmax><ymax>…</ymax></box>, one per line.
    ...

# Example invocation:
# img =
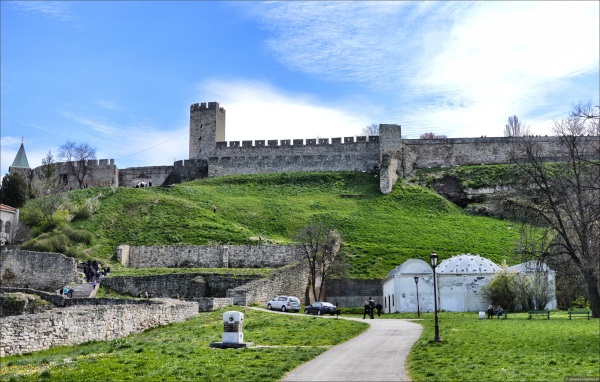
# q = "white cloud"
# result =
<box><xmin>12</xmin><ymin>1</ymin><xmax>73</xmax><ymax>22</ymax></box>
<box><xmin>198</xmin><ymin>79</ymin><xmax>373</xmax><ymax>141</ymax></box>
<box><xmin>244</xmin><ymin>1</ymin><xmax>599</xmax><ymax>138</ymax></box>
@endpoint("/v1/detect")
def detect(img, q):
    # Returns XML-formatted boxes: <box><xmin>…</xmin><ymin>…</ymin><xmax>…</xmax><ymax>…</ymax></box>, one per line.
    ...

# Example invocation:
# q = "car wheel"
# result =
<box><xmin>267</xmin><ymin>304</ymin><xmax>272</xmax><ymax>310</ymax></box>
<box><xmin>281</xmin><ymin>306</ymin><xmax>287</xmax><ymax>312</ymax></box>
<box><xmin>304</xmin><ymin>309</ymin><xmax>308</xmax><ymax>314</ymax></box>
<box><xmin>317</xmin><ymin>310</ymin><xmax>321</xmax><ymax>316</ymax></box>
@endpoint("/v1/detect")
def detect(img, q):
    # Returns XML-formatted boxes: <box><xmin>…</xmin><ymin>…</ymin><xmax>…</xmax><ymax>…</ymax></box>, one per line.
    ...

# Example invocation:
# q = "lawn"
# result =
<box><xmin>0</xmin><ymin>307</ymin><xmax>367</xmax><ymax>382</ymax></box>
<box><xmin>2</xmin><ymin>309</ymin><xmax>597</xmax><ymax>382</ymax></box>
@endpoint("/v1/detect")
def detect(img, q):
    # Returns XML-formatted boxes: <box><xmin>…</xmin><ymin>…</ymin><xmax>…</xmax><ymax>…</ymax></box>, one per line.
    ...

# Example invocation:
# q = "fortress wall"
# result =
<box><xmin>123</xmin><ymin>244</ymin><xmax>303</xmax><ymax>269</ymax></box>
<box><xmin>101</xmin><ymin>273</ymin><xmax>263</xmax><ymax>299</ymax></box>
<box><xmin>227</xmin><ymin>262</ymin><xmax>308</xmax><ymax>306</ymax></box>
<box><xmin>208</xmin><ymin>138</ymin><xmax>380</xmax><ymax>177</ymax></box>
<box><xmin>0</xmin><ymin>248</ymin><xmax>78</xmax><ymax>291</ymax></box>
<box><xmin>402</xmin><ymin>136</ymin><xmax>567</xmax><ymax>175</ymax></box>
<box><xmin>118</xmin><ymin>165</ymin><xmax>174</xmax><ymax>187</ymax></box>
<box><xmin>31</xmin><ymin>159</ymin><xmax>118</xmax><ymax>189</ymax></box>
<box><xmin>0</xmin><ymin>299</ymin><xmax>198</xmax><ymax>357</ymax></box>
<box><xmin>326</xmin><ymin>278</ymin><xmax>383</xmax><ymax>308</ymax></box>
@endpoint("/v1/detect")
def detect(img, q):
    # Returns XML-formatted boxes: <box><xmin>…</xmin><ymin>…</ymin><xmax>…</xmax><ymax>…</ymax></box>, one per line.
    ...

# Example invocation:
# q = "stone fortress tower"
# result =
<box><xmin>189</xmin><ymin>101</ymin><xmax>226</xmax><ymax>159</ymax></box>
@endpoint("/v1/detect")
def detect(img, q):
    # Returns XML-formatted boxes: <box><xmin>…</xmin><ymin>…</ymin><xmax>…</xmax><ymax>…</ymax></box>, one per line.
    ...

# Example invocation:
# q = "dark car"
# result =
<box><xmin>304</xmin><ymin>302</ymin><xmax>337</xmax><ymax>316</ymax></box>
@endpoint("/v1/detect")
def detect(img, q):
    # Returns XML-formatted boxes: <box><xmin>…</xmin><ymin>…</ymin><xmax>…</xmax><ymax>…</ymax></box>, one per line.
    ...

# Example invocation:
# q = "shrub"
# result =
<box><xmin>480</xmin><ymin>272</ymin><xmax>518</xmax><ymax>311</ymax></box>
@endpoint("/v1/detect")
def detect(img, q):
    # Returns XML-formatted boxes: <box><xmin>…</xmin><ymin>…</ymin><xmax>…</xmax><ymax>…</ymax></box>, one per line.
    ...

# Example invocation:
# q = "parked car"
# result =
<box><xmin>304</xmin><ymin>302</ymin><xmax>338</xmax><ymax>316</ymax></box>
<box><xmin>267</xmin><ymin>295</ymin><xmax>301</xmax><ymax>312</ymax></box>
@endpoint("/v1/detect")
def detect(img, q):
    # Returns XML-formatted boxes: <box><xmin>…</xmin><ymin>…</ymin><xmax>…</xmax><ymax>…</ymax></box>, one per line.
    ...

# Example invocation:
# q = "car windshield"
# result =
<box><xmin>319</xmin><ymin>302</ymin><xmax>334</xmax><ymax>307</ymax></box>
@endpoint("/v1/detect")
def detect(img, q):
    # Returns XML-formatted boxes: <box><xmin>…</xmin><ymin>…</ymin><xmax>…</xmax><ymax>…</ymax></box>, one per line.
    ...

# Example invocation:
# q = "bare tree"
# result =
<box><xmin>504</xmin><ymin>115</ymin><xmax>529</xmax><ymax>137</ymax></box>
<box><xmin>31</xmin><ymin>151</ymin><xmax>64</xmax><ymax>225</ymax></box>
<box><xmin>362</xmin><ymin>123</ymin><xmax>379</xmax><ymax>136</ymax></box>
<box><xmin>294</xmin><ymin>221</ymin><xmax>349</xmax><ymax>302</ymax></box>
<box><xmin>419</xmin><ymin>132</ymin><xmax>447</xmax><ymax>139</ymax></box>
<box><xmin>505</xmin><ymin>102</ymin><xmax>600</xmax><ymax>317</ymax></box>
<box><xmin>58</xmin><ymin>141</ymin><xmax>96</xmax><ymax>189</ymax></box>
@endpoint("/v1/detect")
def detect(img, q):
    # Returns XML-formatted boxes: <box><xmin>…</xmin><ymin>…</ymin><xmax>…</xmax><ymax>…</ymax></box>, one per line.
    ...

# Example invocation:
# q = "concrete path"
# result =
<box><xmin>250</xmin><ymin>308</ymin><xmax>423</xmax><ymax>382</ymax></box>
<box><xmin>282</xmin><ymin>316</ymin><xmax>422</xmax><ymax>382</ymax></box>
<box><xmin>69</xmin><ymin>282</ymin><xmax>95</xmax><ymax>298</ymax></box>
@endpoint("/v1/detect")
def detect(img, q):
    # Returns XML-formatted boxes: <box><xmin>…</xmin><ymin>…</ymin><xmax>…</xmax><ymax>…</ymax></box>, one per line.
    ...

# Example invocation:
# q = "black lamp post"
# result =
<box><xmin>413</xmin><ymin>276</ymin><xmax>421</xmax><ymax>318</ymax></box>
<box><xmin>430</xmin><ymin>251</ymin><xmax>442</xmax><ymax>342</ymax></box>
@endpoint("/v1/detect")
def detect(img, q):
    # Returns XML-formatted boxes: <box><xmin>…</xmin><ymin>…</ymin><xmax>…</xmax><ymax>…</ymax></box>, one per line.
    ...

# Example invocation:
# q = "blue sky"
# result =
<box><xmin>2</xmin><ymin>1</ymin><xmax>598</xmax><ymax>178</ymax></box>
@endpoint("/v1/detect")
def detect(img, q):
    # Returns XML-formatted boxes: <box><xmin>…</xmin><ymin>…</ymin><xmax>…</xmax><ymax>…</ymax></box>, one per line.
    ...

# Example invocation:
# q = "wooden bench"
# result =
<box><xmin>528</xmin><ymin>310</ymin><xmax>550</xmax><ymax>319</ymax></box>
<box><xmin>568</xmin><ymin>310</ymin><xmax>591</xmax><ymax>320</ymax></box>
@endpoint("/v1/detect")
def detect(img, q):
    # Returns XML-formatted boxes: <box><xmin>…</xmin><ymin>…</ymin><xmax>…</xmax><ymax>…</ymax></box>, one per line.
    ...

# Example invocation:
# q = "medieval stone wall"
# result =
<box><xmin>101</xmin><ymin>273</ymin><xmax>263</xmax><ymax>299</ymax></box>
<box><xmin>118</xmin><ymin>165</ymin><xmax>174</xmax><ymax>187</ymax></box>
<box><xmin>208</xmin><ymin>137</ymin><xmax>380</xmax><ymax>178</ymax></box>
<box><xmin>118</xmin><ymin>244</ymin><xmax>304</xmax><ymax>269</ymax></box>
<box><xmin>401</xmin><ymin>136</ymin><xmax>569</xmax><ymax>175</ymax></box>
<box><xmin>326</xmin><ymin>278</ymin><xmax>383</xmax><ymax>307</ymax></box>
<box><xmin>0</xmin><ymin>248</ymin><xmax>78</xmax><ymax>291</ymax></box>
<box><xmin>0</xmin><ymin>299</ymin><xmax>198</xmax><ymax>357</ymax></box>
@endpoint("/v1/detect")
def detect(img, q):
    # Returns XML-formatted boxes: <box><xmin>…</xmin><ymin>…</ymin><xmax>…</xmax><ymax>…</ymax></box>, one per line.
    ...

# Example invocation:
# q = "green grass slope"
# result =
<box><xmin>24</xmin><ymin>172</ymin><xmax>521</xmax><ymax>279</ymax></box>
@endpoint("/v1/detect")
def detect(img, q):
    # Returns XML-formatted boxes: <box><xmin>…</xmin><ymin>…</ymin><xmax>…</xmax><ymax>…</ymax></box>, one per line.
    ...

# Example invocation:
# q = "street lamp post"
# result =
<box><xmin>430</xmin><ymin>251</ymin><xmax>442</xmax><ymax>342</ymax></box>
<box><xmin>413</xmin><ymin>276</ymin><xmax>421</xmax><ymax>318</ymax></box>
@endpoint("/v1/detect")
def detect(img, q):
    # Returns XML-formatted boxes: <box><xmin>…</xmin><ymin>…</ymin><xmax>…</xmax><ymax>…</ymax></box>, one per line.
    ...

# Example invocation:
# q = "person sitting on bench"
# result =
<box><xmin>486</xmin><ymin>305</ymin><xmax>495</xmax><ymax>319</ymax></box>
<box><xmin>495</xmin><ymin>305</ymin><xmax>504</xmax><ymax>319</ymax></box>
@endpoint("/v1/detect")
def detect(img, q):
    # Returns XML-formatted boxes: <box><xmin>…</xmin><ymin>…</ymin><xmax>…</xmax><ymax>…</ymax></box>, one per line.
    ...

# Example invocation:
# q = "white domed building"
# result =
<box><xmin>382</xmin><ymin>254</ymin><xmax>556</xmax><ymax>313</ymax></box>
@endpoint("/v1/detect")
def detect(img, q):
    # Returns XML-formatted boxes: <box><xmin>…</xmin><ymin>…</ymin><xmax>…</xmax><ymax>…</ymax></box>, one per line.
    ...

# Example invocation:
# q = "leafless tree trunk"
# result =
<box><xmin>58</xmin><ymin>141</ymin><xmax>97</xmax><ymax>189</ymax></box>
<box><xmin>505</xmin><ymin>102</ymin><xmax>600</xmax><ymax>317</ymax></box>
<box><xmin>31</xmin><ymin>151</ymin><xmax>64</xmax><ymax>225</ymax></box>
<box><xmin>294</xmin><ymin>222</ymin><xmax>347</xmax><ymax>302</ymax></box>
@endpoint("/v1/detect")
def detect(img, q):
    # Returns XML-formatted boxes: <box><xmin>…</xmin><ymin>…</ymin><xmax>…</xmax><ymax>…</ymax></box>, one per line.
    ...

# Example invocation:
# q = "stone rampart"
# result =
<box><xmin>101</xmin><ymin>273</ymin><xmax>263</xmax><ymax>299</ymax></box>
<box><xmin>0</xmin><ymin>248</ymin><xmax>78</xmax><ymax>291</ymax></box>
<box><xmin>325</xmin><ymin>278</ymin><xmax>383</xmax><ymax>307</ymax></box>
<box><xmin>0</xmin><ymin>299</ymin><xmax>198</xmax><ymax>356</ymax></box>
<box><xmin>208</xmin><ymin>138</ymin><xmax>380</xmax><ymax>178</ymax></box>
<box><xmin>119</xmin><ymin>244</ymin><xmax>303</xmax><ymax>269</ymax></box>
<box><xmin>402</xmin><ymin>136</ymin><xmax>569</xmax><ymax>175</ymax></box>
<box><xmin>118</xmin><ymin>165</ymin><xmax>174</xmax><ymax>187</ymax></box>
<box><xmin>227</xmin><ymin>262</ymin><xmax>308</xmax><ymax>306</ymax></box>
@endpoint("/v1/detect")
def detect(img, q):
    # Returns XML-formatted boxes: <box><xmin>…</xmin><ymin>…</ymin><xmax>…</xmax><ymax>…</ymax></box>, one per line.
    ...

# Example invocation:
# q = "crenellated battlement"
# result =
<box><xmin>190</xmin><ymin>101</ymin><xmax>225</xmax><ymax>113</ymax></box>
<box><xmin>214</xmin><ymin>135</ymin><xmax>379</xmax><ymax>149</ymax></box>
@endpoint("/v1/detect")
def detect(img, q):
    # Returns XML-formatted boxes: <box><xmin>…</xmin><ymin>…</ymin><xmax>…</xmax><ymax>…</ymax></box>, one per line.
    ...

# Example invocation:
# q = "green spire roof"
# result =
<box><xmin>11</xmin><ymin>143</ymin><xmax>30</xmax><ymax>169</ymax></box>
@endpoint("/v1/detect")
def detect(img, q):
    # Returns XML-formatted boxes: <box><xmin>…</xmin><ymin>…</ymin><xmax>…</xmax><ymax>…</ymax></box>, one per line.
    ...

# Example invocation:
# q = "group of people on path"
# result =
<box><xmin>83</xmin><ymin>260</ymin><xmax>110</xmax><ymax>283</ymax></box>
<box><xmin>363</xmin><ymin>297</ymin><xmax>383</xmax><ymax>319</ymax></box>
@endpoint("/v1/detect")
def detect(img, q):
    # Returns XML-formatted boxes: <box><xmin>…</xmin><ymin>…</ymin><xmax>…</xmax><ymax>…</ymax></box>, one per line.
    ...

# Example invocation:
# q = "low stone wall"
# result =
<box><xmin>326</xmin><ymin>279</ymin><xmax>383</xmax><ymax>307</ymax></box>
<box><xmin>101</xmin><ymin>273</ymin><xmax>263</xmax><ymax>299</ymax></box>
<box><xmin>196</xmin><ymin>297</ymin><xmax>234</xmax><ymax>312</ymax></box>
<box><xmin>0</xmin><ymin>299</ymin><xmax>198</xmax><ymax>357</ymax></box>
<box><xmin>0</xmin><ymin>248</ymin><xmax>78</xmax><ymax>291</ymax></box>
<box><xmin>117</xmin><ymin>244</ymin><xmax>303</xmax><ymax>269</ymax></box>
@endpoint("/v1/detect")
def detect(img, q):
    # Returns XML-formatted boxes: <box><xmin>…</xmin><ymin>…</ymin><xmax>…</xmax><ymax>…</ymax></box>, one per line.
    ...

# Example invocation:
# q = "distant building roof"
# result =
<box><xmin>11</xmin><ymin>143</ymin><xmax>30</xmax><ymax>169</ymax></box>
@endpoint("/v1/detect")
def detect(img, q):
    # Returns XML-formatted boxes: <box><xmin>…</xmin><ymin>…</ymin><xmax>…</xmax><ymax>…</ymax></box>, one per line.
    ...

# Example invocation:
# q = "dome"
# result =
<box><xmin>436</xmin><ymin>254</ymin><xmax>500</xmax><ymax>274</ymax></box>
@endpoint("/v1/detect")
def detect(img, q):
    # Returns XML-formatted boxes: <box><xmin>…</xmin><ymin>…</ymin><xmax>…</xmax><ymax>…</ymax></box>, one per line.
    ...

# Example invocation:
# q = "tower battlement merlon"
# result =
<box><xmin>190</xmin><ymin>102</ymin><xmax>225</xmax><ymax>113</ymax></box>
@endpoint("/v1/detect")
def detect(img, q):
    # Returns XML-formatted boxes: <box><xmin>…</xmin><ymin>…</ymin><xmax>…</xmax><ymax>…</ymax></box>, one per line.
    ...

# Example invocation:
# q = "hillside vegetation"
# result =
<box><xmin>21</xmin><ymin>172</ymin><xmax>522</xmax><ymax>278</ymax></box>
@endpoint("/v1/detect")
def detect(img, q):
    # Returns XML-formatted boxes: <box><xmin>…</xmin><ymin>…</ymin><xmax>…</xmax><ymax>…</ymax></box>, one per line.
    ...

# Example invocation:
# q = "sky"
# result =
<box><xmin>1</xmin><ymin>1</ymin><xmax>598</xmax><ymax>178</ymax></box>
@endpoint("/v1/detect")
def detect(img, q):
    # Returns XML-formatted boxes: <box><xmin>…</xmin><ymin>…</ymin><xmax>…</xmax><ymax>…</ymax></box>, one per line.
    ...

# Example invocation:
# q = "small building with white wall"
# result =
<box><xmin>0</xmin><ymin>204</ymin><xmax>19</xmax><ymax>245</ymax></box>
<box><xmin>382</xmin><ymin>254</ymin><xmax>556</xmax><ymax>313</ymax></box>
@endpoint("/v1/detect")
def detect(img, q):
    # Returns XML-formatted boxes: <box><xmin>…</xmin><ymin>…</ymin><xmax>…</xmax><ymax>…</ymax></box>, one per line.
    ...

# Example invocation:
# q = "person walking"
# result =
<box><xmin>363</xmin><ymin>301</ymin><xmax>371</xmax><ymax>319</ymax></box>
<box><xmin>368</xmin><ymin>297</ymin><xmax>376</xmax><ymax>319</ymax></box>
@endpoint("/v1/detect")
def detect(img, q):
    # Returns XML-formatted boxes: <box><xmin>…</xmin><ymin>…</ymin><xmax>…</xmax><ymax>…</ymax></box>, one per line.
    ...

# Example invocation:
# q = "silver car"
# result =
<box><xmin>267</xmin><ymin>295</ymin><xmax>301</xmax><ymax>312</ymax></box>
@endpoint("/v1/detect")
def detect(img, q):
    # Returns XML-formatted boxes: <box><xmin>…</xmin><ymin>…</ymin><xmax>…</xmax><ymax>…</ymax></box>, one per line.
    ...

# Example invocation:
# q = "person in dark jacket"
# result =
<box><xmin>363</xmin><ymin>301</ymin><xmax>371</xmax><ymax>319</ymax></box>
<box><xmin>368</xmin><ymin>297</ymin><xmax>376</xmax><ymax>319</ymax></box>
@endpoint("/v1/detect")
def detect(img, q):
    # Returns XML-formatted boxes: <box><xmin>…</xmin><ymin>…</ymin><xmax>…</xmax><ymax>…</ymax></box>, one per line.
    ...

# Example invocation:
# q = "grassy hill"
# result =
<box><xmin>22</xmin><ymin>172</ymin><xmax>522</xmax><ymax>279</ymax></box>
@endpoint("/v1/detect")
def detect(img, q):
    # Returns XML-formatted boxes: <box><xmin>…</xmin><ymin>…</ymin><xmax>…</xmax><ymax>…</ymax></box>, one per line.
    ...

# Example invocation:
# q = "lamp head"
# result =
<box><xmin>414</xmin><ymin>276</ymin><xmax>419</xmax><ymax>283</ymax></box>
<box><xmin>430</xmin><ymin>252</ymin><xmax>438</xmax><ymax>268</ymax></box>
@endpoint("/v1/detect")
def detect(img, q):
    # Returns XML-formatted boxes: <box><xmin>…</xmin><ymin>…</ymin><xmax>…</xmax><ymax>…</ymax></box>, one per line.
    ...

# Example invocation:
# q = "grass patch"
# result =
<box><xmin>0</xmin><ymin>307</ymin><xmax>367</xmax><ymax>382</ymax></box>
<box><xmin>406</xmin><ymin>311</ymin><xmax>599</xmax><ymax>381</ymax></box>
<box><xmin>22</xmin><ymin>171</ymin><xmax>523</xmax><ymax>278</ymax></box>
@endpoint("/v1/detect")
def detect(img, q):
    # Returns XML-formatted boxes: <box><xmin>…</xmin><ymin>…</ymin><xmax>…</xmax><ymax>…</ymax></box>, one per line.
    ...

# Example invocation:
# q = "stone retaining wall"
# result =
<box><xmin>0</xmin><ymin>299</ymin><xmax>198</xmax><ymax>357</ymax></box>
<box><xmin>118</xmin><ymin>244</ymin><xmax>303</xmax><ymax>269</ymax></box>
<box><xmin>0</xmin><ymin>248</ymin><xmax>78</xmax><ymax>291</ymax></box>
<box><xmin>326</xmin><ymin>278</ymin><xmax>383</xmax><ymax>307</ymax></box>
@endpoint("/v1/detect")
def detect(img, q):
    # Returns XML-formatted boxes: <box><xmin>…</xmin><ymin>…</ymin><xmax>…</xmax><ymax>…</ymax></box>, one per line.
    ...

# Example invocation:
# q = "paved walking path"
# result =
<box><xmin>69</xmin><ymin>282</ymin><xmax>96</xmax><ymax>298</ymax></box>
<box><xmin>251</xmin><ymin>308</ymin><xmax>423</xmax><ymax>382</ymax></box>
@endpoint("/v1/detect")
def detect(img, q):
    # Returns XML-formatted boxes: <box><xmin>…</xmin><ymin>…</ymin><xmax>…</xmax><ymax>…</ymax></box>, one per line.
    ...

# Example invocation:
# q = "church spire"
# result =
<box><xmin>11</xmin><ymin>139</ymin><xmax>30</xmax><ymax>169</ymax></box>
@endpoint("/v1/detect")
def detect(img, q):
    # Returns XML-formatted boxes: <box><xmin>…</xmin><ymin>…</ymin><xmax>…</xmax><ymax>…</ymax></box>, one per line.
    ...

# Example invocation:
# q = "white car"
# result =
<box><xmin>267</xmin><ymin>295</ymin><xmax>301</xmax><ymax>312</ymax></box>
